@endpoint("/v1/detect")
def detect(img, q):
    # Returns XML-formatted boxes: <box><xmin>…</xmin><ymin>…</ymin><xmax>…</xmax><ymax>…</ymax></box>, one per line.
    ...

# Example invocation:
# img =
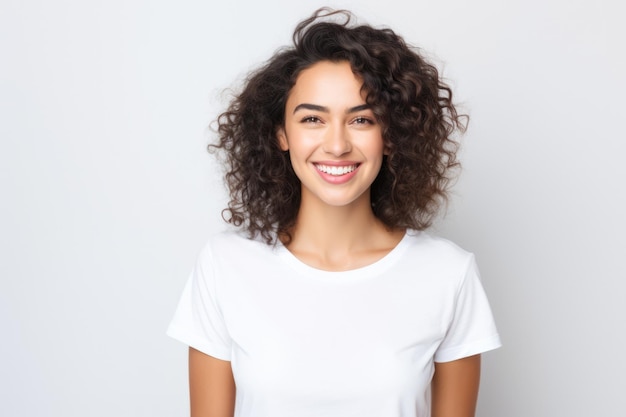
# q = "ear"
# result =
<box><xmin>383</xmin><ymin>141</ymin><xmax>391</xmax><ymax>156</ymax></box>
<box><xmin>277</xmin><ymin>127</ymin><xmax>289</xmax><ymax>151</ymax></box>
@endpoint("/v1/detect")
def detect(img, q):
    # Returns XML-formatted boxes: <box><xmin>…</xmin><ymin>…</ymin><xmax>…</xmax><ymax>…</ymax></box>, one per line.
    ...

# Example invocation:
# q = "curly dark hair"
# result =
<box><xmin>211</xmin><ymin>8</ymin><xmax>466</xmax><ymax>245</ymax></box>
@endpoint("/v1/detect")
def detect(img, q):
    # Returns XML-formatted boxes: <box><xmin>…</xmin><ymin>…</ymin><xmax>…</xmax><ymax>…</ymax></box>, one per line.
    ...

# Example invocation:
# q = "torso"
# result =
<box><xmin>284</xmin><ymin>226</ymin><xmax>406</xmax><ymax>271</ymax></box>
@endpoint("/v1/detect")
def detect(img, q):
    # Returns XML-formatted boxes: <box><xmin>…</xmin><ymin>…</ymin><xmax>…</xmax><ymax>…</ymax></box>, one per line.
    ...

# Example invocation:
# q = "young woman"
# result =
<box><xmin>168</xmin><ymin>8</ymin><xmax>500</xmax><ymax>417</ymax></box>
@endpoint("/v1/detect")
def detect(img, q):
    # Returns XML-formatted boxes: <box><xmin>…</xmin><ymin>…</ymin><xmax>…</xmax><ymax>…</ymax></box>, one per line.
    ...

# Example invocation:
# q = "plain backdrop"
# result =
<box><xmin>1</xmin><ymin>0</ymin><xmax>624</xmax><ymax>416</ymax></box>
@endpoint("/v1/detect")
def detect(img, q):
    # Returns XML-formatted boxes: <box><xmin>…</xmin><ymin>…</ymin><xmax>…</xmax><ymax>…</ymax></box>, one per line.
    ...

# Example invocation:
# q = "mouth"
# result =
<box><xmin>314</xmin><ymin>163</ymin><xmax>359</xmax><ymax>176</ymax></box>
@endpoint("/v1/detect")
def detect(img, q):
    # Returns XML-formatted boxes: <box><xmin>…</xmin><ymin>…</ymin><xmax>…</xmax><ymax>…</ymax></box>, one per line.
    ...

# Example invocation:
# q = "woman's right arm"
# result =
<box><xmin>189</xmin><ymin>347</ymin><xmax>236</xmax><ymax>417</ymax></box>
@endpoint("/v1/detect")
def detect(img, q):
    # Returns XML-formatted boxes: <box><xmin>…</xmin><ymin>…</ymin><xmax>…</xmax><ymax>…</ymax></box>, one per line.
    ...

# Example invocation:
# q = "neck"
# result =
<box><xmin>284</xmin><ymin>190</ymin><xmax>397</xmax><ymax>263</ymax></box>
<box><xmin>294</xmin><ymin>203</ymin><xmax>379</xmax><ymax>248</ymax></box>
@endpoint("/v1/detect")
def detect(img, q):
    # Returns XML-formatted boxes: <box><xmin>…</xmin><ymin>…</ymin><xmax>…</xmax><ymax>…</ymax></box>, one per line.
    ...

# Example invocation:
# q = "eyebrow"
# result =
<box><xmin>293</xmin><ymin>103</ymin><xmax>370</xmax><ymax>114</ymax></box>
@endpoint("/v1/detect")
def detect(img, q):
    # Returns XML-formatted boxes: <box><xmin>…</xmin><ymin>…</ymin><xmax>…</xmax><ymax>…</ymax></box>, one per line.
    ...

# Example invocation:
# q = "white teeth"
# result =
<box><xmin>315</xmin><ymin>164</ymin><xmax>357</xmax><ymax>176</ymax></box>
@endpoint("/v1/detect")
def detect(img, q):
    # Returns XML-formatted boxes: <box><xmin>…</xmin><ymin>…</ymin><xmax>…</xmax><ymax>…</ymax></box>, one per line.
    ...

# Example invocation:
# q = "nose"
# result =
<box><xmin>322</xmin><ymin>124</ymin><xmax>351</xmax><ymax>156</ymax></box>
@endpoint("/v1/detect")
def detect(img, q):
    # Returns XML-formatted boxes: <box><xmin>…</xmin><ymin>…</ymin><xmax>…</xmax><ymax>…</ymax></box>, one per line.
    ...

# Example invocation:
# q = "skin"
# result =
<box><xmin>277</xmin><ymin>60</ymin><xmax>402</xmax><ymax>271</ymax></box>
<box><xmin>432</xmin><ymin>355</ymin><xmax>482</xmax><ymax>417</ymax></box>
<box><xmin>188</xmin><ymin>60</ymin><xmax>481</xmax><ymax>416</ymax></box>
<box><xmin>189</xmin><ymin>348</ymin><xmax>235</xmax><ymax>417</ymax></box>
<box><xmin>278</xmin><ymin>61</ymin><xmax>386</xmax><ymax>214</ymax></box>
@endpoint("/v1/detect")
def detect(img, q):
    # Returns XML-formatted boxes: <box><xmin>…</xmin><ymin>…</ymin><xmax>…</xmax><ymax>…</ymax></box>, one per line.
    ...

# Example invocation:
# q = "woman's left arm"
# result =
<box><xmin>431</xmin><ymin>354</ymin><xmax>481</xmax><ymax>417</ymax></box>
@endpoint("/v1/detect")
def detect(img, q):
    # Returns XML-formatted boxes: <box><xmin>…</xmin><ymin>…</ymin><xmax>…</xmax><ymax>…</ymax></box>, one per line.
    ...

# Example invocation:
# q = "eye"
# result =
<box><xmin>351</xmin><ymin>116</ymin><xmax>375</xmax><ymax>125</ymax></box>
<box><xmin>300</xmin><ymin>116</ymin><xmax>322</xmax><ymax>124</ymax></box>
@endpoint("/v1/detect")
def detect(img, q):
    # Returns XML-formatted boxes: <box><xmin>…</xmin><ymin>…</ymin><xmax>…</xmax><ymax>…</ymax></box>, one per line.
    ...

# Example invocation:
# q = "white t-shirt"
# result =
<box><xmin>167</xmin><ymin>230</ymin><xmax>501</xmax><ymax>417</ymax></box>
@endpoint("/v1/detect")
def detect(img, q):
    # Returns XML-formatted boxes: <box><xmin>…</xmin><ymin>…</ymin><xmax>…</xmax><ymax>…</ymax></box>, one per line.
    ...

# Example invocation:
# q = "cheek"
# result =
<box><xmin>364</xmin><ymin>133</ymin><xmax>386</xmax><ymax>157</ymax></box>
<box><xmin>285</xmin><ymin>131</ymin><xmax>319</xmax><ymax>156</ymax></box>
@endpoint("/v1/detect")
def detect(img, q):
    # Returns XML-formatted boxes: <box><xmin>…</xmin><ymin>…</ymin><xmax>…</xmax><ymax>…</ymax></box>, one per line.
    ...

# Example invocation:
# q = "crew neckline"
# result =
<box><xmin>276</xmin><ymin>231</ymin><xmax>415</xmax><ymax>281</ymax></box>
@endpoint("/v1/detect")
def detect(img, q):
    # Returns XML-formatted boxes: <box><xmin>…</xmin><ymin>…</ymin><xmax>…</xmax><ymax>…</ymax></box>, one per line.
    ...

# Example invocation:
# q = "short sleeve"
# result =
<box><xmin>434</xmin><ymin>255</ymin><xmax>501</xmax><ymax>362</ymax></box>
<box><xmin>166</xmin><ymin>244</ymin><xmax>232</xmax><ymax>360</ymax></box>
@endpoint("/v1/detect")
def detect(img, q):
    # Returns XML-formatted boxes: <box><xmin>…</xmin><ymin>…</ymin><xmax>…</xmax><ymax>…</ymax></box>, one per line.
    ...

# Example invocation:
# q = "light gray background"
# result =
<box><xmin>1</xmin><ymin>0</ymin><xmax>624</xmax><ymax>416</ymax></box>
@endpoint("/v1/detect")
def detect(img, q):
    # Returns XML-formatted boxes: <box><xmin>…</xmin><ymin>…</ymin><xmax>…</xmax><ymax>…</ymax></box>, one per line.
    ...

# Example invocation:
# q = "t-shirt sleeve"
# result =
<box><xmin>434</xmin><ymin>254</ymin><xmax>501</xmax><ymax>363</ymax></box>
<box><xmin>166</xmin><ymin>243</ymin><xmax>232</xmax><ymax>361</ymax></box>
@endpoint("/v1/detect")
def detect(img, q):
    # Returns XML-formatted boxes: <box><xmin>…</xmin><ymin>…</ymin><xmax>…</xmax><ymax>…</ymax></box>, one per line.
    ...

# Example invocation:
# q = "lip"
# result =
<box><xmin>313</xmin><ymin>162</ymin><xmax>360</xmax><ymax>184</ymax></box>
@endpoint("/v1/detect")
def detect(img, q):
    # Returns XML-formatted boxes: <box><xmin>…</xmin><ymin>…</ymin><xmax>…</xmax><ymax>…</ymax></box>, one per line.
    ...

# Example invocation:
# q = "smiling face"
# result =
<box><xmin>277</xmin><ymin>60</ymin><xmax>386</xmax><ymax>209</ymax></box>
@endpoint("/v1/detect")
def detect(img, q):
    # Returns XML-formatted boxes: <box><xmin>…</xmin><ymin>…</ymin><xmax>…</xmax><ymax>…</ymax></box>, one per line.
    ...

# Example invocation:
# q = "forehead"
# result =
<box><xmin>286</xmin><ymin>61</ymin><xmax>366</xmax><ymax>107</ymax></box>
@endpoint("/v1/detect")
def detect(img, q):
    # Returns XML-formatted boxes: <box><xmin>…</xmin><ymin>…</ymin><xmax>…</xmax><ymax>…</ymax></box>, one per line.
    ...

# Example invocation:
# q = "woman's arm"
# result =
<box><xmin>431</xmin><ymin>354</ymin><xmax>481</xmax><ymax>417</ymax></box>
<box><xmin>189</xmin><ymin>347</ymin><xmax>236</xmax><ymax>417</ymax></box>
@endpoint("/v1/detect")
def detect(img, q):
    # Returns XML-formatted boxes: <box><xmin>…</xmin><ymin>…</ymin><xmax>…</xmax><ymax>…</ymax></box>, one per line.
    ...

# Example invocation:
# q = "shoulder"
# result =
<box><xmin>197</xmin><ymin>229</ymin><xmax>277</xmax><ymax>265</ymax></box>
<box><xmin>396</xmin><ymin>230</ymin><xmax>477</xmax><ymax>288</ymax></box>
<box><xmin>403</xmin><ymin>230</ymin><xmax>473</xmax><ymax>264</ymax></box>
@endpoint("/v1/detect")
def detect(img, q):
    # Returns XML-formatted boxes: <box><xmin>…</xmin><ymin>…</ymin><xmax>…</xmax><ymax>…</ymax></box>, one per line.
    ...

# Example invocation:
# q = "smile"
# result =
<box><xmin>315</xmin><ymin>164</ymin><xmax>359</xmax><ymax>176</ymax></box>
